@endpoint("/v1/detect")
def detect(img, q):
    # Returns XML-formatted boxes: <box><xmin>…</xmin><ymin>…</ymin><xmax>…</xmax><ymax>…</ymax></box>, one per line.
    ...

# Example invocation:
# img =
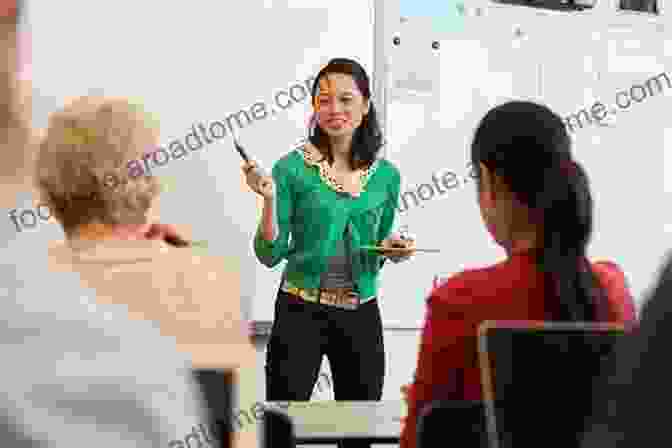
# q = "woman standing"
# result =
<box><xmin>244</xmin><ymin>58</ymin><xmax>414</xmax><ymax>448</ymax></box>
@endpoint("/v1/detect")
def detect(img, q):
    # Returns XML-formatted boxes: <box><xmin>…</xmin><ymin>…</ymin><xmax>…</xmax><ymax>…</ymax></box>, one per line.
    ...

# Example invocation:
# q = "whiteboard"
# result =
<box><xmin>381</xmin><ymin>9</ymin><xmax>508</xmax><ymax>327</ymax></box>
<box><xmin>28</xmin><ymin>0</ymin><xmax>376</xmax><ymax>323</ymax></box>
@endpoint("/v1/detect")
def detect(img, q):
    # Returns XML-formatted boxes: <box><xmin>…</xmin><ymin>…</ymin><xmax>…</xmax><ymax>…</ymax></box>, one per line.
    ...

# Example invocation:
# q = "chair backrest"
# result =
<box><xmin>262</xmin><ymin>407</ymin><xmax>295</xmax><ymax>448</ymax></box>
<box><xmin>417</xmin><ymin>400</ymin><xmax>489</xmax><ymax>448</ymax></box>
<box><xmin>477</xmin><ymin>321</ymin><xmax>626</xmax><ymax>448</ymax></box>
<box><xmin>192</xmin><ymin>368</ymin><xmax>234</xmax><ymax>448</ymax></box>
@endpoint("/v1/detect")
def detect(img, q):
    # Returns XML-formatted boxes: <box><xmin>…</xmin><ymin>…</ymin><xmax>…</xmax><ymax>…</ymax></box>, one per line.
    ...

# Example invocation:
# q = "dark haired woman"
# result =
<box><xmin>399</xmin><ymin>101</ymin><xmax>637</xmax><ymax>448</ymax></box>
<box><xmin>244</xmin><ymin>58</ymin><xmax>414</xmax><ymax>448</ymax></box>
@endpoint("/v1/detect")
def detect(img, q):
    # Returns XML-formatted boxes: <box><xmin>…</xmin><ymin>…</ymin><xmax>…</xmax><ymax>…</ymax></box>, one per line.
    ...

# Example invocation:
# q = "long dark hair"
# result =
<box><xmin>470</xmin><ymin>101</ymin><xmax>606</xmax><ymax>322</ymax></box>
<box><xmin>308</xmin><ymin>57</ymin><xmax>383</xmax><ymax>170</ymax></box>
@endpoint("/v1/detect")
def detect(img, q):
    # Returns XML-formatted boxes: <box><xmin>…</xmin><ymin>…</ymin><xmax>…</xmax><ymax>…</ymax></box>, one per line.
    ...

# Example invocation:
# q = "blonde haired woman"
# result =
<box><xmin>36</xmin><ymin>96</ymin><xmax>258</xmax><ymax>448</ymax></box>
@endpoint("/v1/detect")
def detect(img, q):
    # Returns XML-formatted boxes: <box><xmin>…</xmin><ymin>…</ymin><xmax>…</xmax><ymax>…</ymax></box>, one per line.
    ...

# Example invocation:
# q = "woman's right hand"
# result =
<box><xmin>242</xmin><ymin>161</ymin><xmax>275</xmax><ymax>199</ymax></box>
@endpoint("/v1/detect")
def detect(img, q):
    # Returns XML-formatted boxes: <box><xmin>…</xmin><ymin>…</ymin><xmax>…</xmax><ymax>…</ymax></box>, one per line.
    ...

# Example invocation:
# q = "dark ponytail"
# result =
<box><xmin>471</xmin><ymin>101</ymin><xmax>607</xmax><ymax>322</ymax></box>
<box><xmin>538</xmin><ymin>159</ymin><xmax>605</xmax><ymax>321</ymax></box>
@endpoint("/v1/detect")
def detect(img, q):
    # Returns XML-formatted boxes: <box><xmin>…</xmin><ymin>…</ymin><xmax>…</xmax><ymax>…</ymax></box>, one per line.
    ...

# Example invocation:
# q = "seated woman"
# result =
<box><xmin>399</xmin><ymin>101</ymin><xmax>637</xmax><ymax>448</ymax></box>
<box><xmin>35</xmin><ymin>96</ymin><xmax>257</xmax><ymax>448</ymax></box>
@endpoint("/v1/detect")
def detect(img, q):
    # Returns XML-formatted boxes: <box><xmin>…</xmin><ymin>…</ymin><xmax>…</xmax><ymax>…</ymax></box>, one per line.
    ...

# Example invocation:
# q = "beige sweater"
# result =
<box><xmin>48</xmin><ymin>238</ymin><xmax>259</xmax><ymax>448</ymax></box>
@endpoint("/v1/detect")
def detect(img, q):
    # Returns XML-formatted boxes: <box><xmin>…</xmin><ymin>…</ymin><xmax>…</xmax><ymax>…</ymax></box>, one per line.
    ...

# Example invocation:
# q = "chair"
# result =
<box><xmin>262</xmin><ymin>407</ymin><xmax>295</xmax><ymax>448</ymax></box>
<box><xmin>417</xmin><ymin>400</ymin><xmax>489</xmax><ymax>448</ymax></box>
<box><xmin>477</xmin><ymin>321</ymin><xmax>625</xmax><ymax>448</ymax></box>
<box><xmin>192</xmin><ymin>368</ymin><xmax>234</xmax><ymax>448</ymax></box>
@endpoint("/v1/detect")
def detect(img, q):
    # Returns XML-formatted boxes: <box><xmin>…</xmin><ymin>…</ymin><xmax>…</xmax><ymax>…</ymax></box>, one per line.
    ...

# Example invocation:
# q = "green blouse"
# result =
<box><xmin>253</xmin><ymin>147</ymin><xmax>401</xmax><ymax>300</ymax></box>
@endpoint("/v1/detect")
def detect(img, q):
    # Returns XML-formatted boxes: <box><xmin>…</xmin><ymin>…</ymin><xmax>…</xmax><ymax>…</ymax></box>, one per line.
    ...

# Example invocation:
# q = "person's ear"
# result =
<box><xmin>363</xmin><ymin>98</ymin><xmax>370</xmax><ymax>116</ymax></box>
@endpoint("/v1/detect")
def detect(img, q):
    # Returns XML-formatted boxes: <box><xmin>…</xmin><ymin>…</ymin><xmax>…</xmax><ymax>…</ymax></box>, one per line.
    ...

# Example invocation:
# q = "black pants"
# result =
<box><xmin>266</xmin><ymin>290</ymin><xmax>385</xmax><ymax>448</ymax></box>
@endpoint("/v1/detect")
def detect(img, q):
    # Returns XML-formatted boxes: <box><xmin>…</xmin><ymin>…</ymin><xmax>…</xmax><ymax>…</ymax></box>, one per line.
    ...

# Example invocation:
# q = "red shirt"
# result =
<box><xmin>399</xmin><ymin>251</ymin><xmax>636</xmax><ymax>448</ymax></box>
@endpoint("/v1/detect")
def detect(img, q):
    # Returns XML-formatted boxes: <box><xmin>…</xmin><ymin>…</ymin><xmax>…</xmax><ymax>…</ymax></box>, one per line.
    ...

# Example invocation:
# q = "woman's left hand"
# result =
<box><xmin>381</xmin><ymin>233</ymin><xmax>416</xmax><ymax>263</ymax></box>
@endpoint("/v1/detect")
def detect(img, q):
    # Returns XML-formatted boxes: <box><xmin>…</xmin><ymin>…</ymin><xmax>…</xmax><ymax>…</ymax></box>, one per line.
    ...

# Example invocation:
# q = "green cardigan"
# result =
<box><xmin>254</xmin><ymin>147</ymin><xmax>401</xmax><ymax>300</ymax></box>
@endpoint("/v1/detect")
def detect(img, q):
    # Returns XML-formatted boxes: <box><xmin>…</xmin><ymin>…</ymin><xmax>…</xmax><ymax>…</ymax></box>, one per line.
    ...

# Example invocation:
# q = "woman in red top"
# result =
<box><xmin>399</xmin><ymin>101</ymin><xmax>637</xmax><ymax>448</ymax></box>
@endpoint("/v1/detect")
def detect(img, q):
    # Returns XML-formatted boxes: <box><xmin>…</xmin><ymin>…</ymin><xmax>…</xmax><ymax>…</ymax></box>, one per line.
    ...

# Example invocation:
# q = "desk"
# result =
<box><xmin>264</xmin><ymin>400</ymin><xmax>404</xmax><ymax>444</ymax></box>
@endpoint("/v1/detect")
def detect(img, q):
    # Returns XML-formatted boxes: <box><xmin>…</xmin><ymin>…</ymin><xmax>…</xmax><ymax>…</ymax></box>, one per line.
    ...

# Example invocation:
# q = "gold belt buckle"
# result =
<box><xmin>299</xmin><ymin>288</ymin><xmax>317</xmax><ymax>303</ymax></box>
<box><xmin>319</xmin><ymin>288</ymin><xmax>359</xmax><ymax>310</ymax></box>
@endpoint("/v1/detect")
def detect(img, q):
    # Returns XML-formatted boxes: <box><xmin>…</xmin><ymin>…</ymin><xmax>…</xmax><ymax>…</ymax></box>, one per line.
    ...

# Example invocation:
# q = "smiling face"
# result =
<box><xmin>313</xmin><ymin>72</ymin><xmax>370</xmax><ymax>139</ymax></box>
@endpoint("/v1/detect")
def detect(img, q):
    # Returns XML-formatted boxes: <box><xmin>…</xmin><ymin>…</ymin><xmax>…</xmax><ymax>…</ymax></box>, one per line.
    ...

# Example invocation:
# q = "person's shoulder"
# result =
<box><xmin>591</xmin><ymin>259</ymin><xmax>625</xmax><ymax>274</ymax></box>
<box><xmin>267</xmin><ymin>148</ymin><xmax>305</xmax><ymax>185</ymax></box>
<box><xmin>371</xmin><ymin>158</ymin><xmax>401</xmax><ymax>195</ymax></box>
<box><xmin>428</xmin><ymin>263</ymin><xmax>504</xmax><ymax>309</ymax></box>
<box><xmin>274</xmin><ymin>146</ymin><xmax>305</xmax><ymax>170</ymax></box>
<box><xmin>590</xmin><ymin>259</ymin><xmax>638</xmax><ymax>323</ymax></box>
<box><xmin>375</xmin><ymin>158</ymin><xmax>401</xmax><ymax>179</ymax></box>
<box><xmin>591</xmin><ymin>259</ymin><xmax>630</xmax><ymax>291</ymax></box>
<box><xmin>163</xmin><ymin>248</ymin><xmax>240</xmax><ymax>282</ymax></box>
<box><xmin>278</xmin><ymin>149</ymin><xmax>303</xmax><ymax>165</ymax></box>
